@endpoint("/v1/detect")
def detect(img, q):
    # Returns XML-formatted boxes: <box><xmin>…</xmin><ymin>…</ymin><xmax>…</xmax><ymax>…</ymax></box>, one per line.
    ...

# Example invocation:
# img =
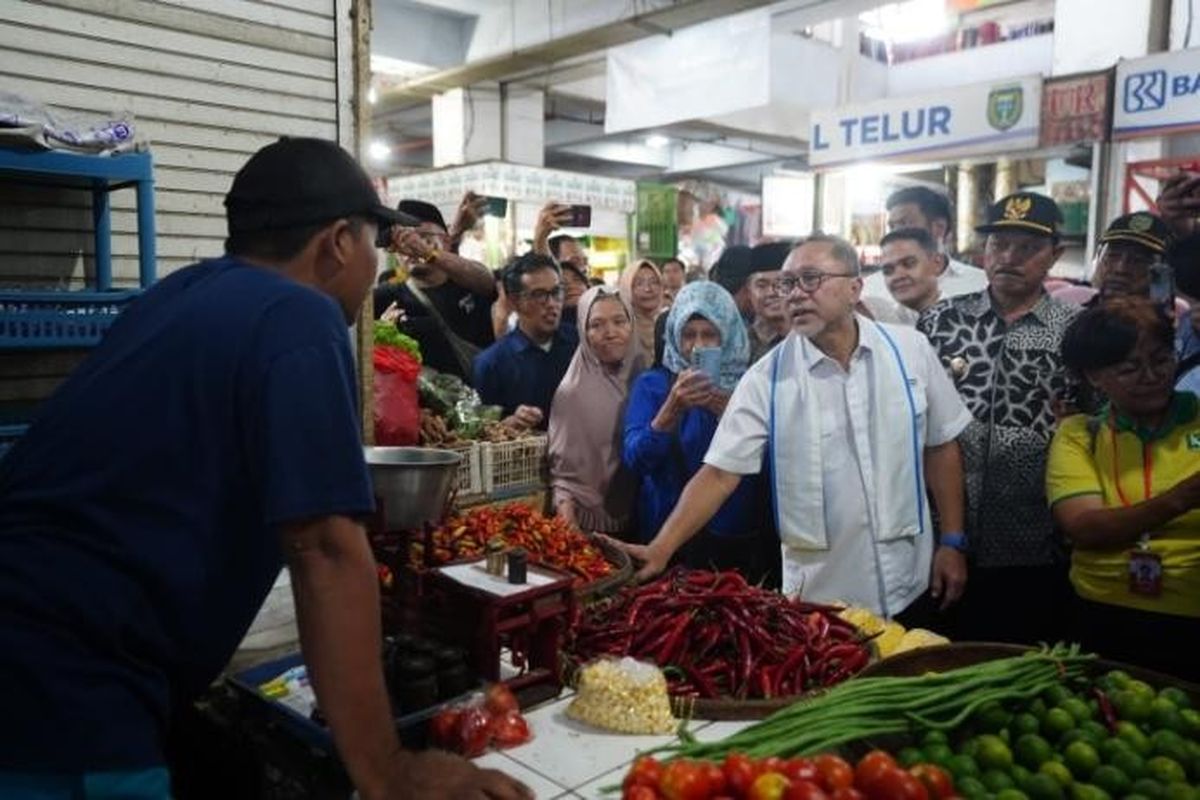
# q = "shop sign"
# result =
<box><xmin>1040</xmin><ymin>71</ymin><xmax>1112</xmax><ymax>147</ymax></box>
<box><xmin>1114</xmin><ymin>47</ymin><xmax>1200</xmax><ymax>139</ymax></box>
<box><xmin>808</xmin><ymin>76</ymin><xmax>1041</xmax><ymax>168</ymax></box>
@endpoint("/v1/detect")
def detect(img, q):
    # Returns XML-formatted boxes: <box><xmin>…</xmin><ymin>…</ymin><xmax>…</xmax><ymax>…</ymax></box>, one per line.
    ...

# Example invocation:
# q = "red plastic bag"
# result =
<box><xmin>373</xmin><ymin>345</ymin><xmax>421</xmax><ymax>445</ymax></box>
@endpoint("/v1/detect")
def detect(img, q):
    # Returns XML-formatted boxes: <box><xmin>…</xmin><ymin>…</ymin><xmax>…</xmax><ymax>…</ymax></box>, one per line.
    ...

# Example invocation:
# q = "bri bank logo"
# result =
<box><xmin>1123</xmin><ymin>70</ymin><xmax>1168</xmax><ymax>113</ymax></box>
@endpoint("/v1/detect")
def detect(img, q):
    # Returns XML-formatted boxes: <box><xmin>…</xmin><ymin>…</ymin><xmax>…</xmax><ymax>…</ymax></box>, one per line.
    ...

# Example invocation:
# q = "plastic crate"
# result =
<box><xmin>442</xmin><ymin>441</ymin><xmax>482</xmax><ymax>498</ymax></box>
<box><xmin>0</xmin><ymin>289</ymin><xmax>141</xmax><ymax>347</ymax></box>
<box><xmin>480</xmin><ymin>435</ymin><xmax>548</xmax><ymax>495</ymax></box>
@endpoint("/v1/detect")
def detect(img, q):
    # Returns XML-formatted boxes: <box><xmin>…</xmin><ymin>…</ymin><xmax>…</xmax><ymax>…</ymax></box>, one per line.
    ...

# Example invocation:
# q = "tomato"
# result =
<box><xmin>705</xmin><ymin>762</ymin><xmax>728</xmax><ymax>795</ymax></box>
<box><xmin>829</xmin><ymin>789</ymin><xmax>866</xmax><ymax>800</ymax></box>
<box><xmin>748</xmin><ymin>772</ymin><xmax>792</xmax><ymax>800</ymax></box>
<box><xmin>784</xmin><ymin>780</ymin><xmax>830</xmax><ymax>800</ymax></box>
<box><xmin>490</xmin><ymin>711</ymin><xmax>531</xmax><ymax>749</ymax></box>
<box><xmin>855</xmin><ymin>751</ymin><xmax>900</xmax><ymax>795</ymax></box>
<box><xmin>909</xmin><ymin>764</ymin><xmax>954</xmax><ymax>799</ymax></box>
<box><xmin>760</xmin><ymin>757</ymin><xmax>787</xmax><ymax>775</ymax></box>
<box><xmin>724</xmin><ymin>753</ymin><xmax>761</xmax><ymax>795</ymax></box>
<box><xmin>622</xmin><ymin>786</ymin><xmax>658</xmax><ymax>800</ymax></box>
<box><xmin>428</xmin><ymin>707</ymin><xmax>462</xmax><ymax>749</ymax></box>
<box><xmin>623</xmin><ymin>756</ymin><xmax>664</xmax><ymax>790</ymax></box>
<box><xmin>660</xmin><ymin>760</ymin><xmax>711</xmax><ymax>800</ymax></box>
<box><xmin>870</xmin><ymin>769</ymin><xmax>929</xmax><ymax>800</ymax></box>
<box><xmin>456</xmin><ymin>706</ymin><xmax>492</xmax><ymax>758</ymax></box>
<box><xmin>814</xmin><ymin>755</ymin><xmax>855</xmax><ymax>792</ymax></box>
<box><xmin>782</xmin><ymin>758</ymin><xmax>819</xmax><ymax>784</ymax></box>
<box><xmin>483</xmin><ymin>683</ymin><xmax>520</xmax><ymax>716</ymax></box>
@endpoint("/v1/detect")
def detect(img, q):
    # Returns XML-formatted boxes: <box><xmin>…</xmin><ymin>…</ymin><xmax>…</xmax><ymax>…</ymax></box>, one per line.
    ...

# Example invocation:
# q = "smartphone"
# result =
<box><xmin>483</xmin><ymin>195</ymin><xmax>508</xmax><ymax>218</ymax></box>
<box><xmin>691</xmin><ymin>346</ymin><xmax>721</xmax><ymax>382</ymax></box>
<box><xmin>565</xmin><ymin>204</ymin><xmax>591</xmax><ymax>228</ymax></box>
<box><xmin>1149</xmin><ymin>261</ymin><xmax>1175</xmax><ymax>310</ymax></box>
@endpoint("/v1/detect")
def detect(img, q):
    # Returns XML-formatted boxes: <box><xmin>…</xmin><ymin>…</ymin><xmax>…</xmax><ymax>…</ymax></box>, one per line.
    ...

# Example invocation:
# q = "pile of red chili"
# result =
<box><xmin>566</xmin><ymin>569</ymin><xmax>870</xmax><ymax>700</ymax></box>
<box><xmin>408</xmin><ymin>503</ymin><xmax>614</xmax><ymax>585</ymax></box>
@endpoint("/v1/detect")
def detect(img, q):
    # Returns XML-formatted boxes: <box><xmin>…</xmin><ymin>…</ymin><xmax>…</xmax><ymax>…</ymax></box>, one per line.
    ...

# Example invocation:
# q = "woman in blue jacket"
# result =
<box><xmin>622</xmin><ymin>282</ymin><xmax>772</xmax><ymax>581</ymax></box>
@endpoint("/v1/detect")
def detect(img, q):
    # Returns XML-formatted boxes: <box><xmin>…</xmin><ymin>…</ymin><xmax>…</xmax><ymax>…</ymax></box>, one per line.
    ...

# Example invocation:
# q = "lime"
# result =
<box><xmin>960</xmin><ymin>734</ymin><xmax>979</xmax><ymax>762</ymax></box>
<box><xmin>923</xmin><ymin>730</ymin><xmax>950</xmax><ymax>747</ymax></box>
<box><xmin>1100</xmin><ymin>670</ymin><xmax>1132</xmax><ymax>692</ymax></box>
<box><xmin>1132</xmin><ymin>777</ymin><xmax>1167</xmax><ymax>798</ymax></box>
<box><xmin>1045</xmin><ymin>685</ymin><xmax>1073</xmax><ymax>707</ymax></box>
<box><xmin>1129</xmin><ymin>680</ymin><xmax>1157</xmax><ymax>699</ymax></box>
<box><xmin>1024</xmin><ymin>772</ymin><xmax>1066</xmax><ymax>800</ymax></box>
<box><xmin>924</xmin><ymin>742</ymin><xmax>955</xmax><ymax>766</ymax></box>
<box><xmin>1029</xmin><ymin>698</ymin><xmax>1050</xmax><ymax>719</ymax></box>
<box><xmin>1015</xmin><ymin>712</ymin><xmax>1043</xmax><ymax>736</ymax></box>
<box><xmin>1045</xmin><ymin>708</ymin><xmax>1078</xmax><ymax>740</ymax></box>
<box><xmin>977</xmin><ymin>700</ymin><xmax>1014</xmax><ymax>733</ymax></box>
<box><xmin>1062</xmin><ymin>698</ymin><xmax>1095</xmax><ymax>724</ymax></box>
<box><xmin>1016</xmin><ymin>734</ymin><xmax>1056</xmax><ymax>769</ymax></box>
<box><xmin>1079</xmin><ymin>721</ymin><xmax>1109</xmax><ymax>742</ymax></box>
<box><xmin>1040</xmin><ymin>761</ymin><xmax>1075</xmax><ymax>787</ymax></box>
<box><xmin>1147</xmin><ymin>756</ymin><xmax>1188</xmax><ymax>784</ymax></box>
<box><xmin>897</xmin><ymin>746</ymin><xmax>924</xmax><ymax>767</ymax></box>
<box><xmin>957</xmin><ymin>776</ymin><xmax>989</xmax><ymax>800</ymax></box>
<box><xmin>1115</xmin><ymin>690</ymin><xmax>1155</xmax><ymax>723</ymax></box>
<box><xmin>1152</xmin><ymin>698</ymin><xmax>1186</xmax><ymax>734</ymax></box>
<box><xmin>1119</xmin><ymin>721</ymin><xmax>1155</xmax><ymax>756</ymax></box>
<box><xmin>983</xmin><ymin>768</ymin><xmax>1017</xmax><ymax>792</ymax></box>
<box><xmin>1160</xmin><ymin>687</ymin><xmax>1192</xmax><ymax>711</ymax></box>
<box><xmin>1128</xmin><ymin>795</ymin><xmax>1154</xmax><ymax>800</ymax></box>
<box><xmin>1061</xmin><ymin>730</ymin><xmax>1096</xmax><ymax>749</ymax></box>
<box><xmin>996</xmin><ymin>790</ymin><xmax>1031</xmax><ymax>800</ymax></box>
<box><xmin>1068</xmin><ymin>783</ymin><xmax>1112</xmax><ymax>800</ymax></box>
<box><xmin>947</xmin><ymin>753</ymin><xmax>982</xmax><ymax>781</ymax></box>
<box><xmin>1151</xmin><ymin>730</ymin><xmax>1191</xmax><ymax>764</ymax></box>
<box><xmin>1109</xmin><ymin>748</ymin><xmax>1148</xmax><ymax>780</ymax></box>
<box><xmin>1064</xmin><ymin>741</ymin><xmax>1102</xmax><ymax>780</ymax></box>
<box><xmin>1180</xmin><ymin>709</ymin><xmax>1200</xmax><ymax>739</ymax></box>
<box><xmin>1088</xmin><ymin>764</ymin><xmax>1131</xmax><ymax>796</ymax></box>
<box><xmin>1013</xmin><ymin>764</ymin><xmax>1034</xmax><ymax>788</ymax></box>
<box><xmin>978</xmin><ymin>734</ymin><xmax>1016</xmax><ymax>771</ymax></box>
<box><xmin>1099</xmin><ymin>737</ymin><xmax>1131</xmax><ymax>763</ymax></box>
<box><xmin>1164</xmin><ymin>784</ymin><xmax>1200</xmax><ymax>800</ymax></box>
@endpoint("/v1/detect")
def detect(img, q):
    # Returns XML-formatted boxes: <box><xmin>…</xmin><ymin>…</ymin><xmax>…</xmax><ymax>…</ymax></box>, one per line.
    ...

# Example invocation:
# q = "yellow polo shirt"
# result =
<box><xmin>1046</xmin><ymin>393</ymin><xmax>1200</xmax><ymax>619</ymax></box>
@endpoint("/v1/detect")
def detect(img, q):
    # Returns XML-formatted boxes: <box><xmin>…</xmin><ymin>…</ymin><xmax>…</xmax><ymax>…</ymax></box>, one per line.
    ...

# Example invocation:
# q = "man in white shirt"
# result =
<box><xmin>863</xmin><ymin>187</ymin><xmax>987</xmax><ymax>305</ymax></box>
<box><xmin>861</xmin><ymin>228</ymin><xmax>945</xmax><ymax>326</ymax></box>
<box><xmin>621</xmin><ymin>234</ymin><xmax>973</xmax><ymax>620</ymax></box>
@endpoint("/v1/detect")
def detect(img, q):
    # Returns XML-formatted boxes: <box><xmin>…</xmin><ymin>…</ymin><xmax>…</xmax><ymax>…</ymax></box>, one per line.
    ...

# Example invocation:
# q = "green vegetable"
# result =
<box><xmin>656</xmin><ymin>644</ymin><xmax>1096</xmax><ymax>762</ymax></box>
<box><xmin>373</xmin><ymin>320</ymin><xmax>422</xmax><ymax>360</ymax></box>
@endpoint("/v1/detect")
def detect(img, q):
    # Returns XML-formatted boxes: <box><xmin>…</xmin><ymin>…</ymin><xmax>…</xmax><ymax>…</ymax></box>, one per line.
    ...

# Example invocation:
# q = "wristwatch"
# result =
<box><xmin>939</xmin><ymin>532</ymin><xmax>968</xmax><ymax>552</ymax></box>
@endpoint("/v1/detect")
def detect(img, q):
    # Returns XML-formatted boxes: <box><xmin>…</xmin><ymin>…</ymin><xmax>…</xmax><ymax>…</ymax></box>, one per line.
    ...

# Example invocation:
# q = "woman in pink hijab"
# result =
<box><xmin>619</xmin><ymin>259</ymin><xmax>665</xmax><ymax>363</ymax></box>
<box><xmin>547</xmin><ymin>286</ymin><xmax>644</xmax><ymax>537</ymax></box>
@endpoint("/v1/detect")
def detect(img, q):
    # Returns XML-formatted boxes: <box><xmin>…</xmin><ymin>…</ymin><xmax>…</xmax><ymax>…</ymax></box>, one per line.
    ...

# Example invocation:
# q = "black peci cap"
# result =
<box><xmin>224</xmin><ymin>137</ymin><xmax>418</xmax><ymax>234</ymax></box>
<box><xmin>976</xmin><ymin>192</ymin><xmax>1062</xmax><ymax>238</ymax></box>
<box><xmin>397</xmin><ymin>199</ymin><xmax>448</xmax><ymax>231</ymax></box>
<box><xmin>1100</xmin><ymin>212</ymin><xmax>1173</xmax><ymax>254</ymax></box>
<box><xmin>750</xmin><ymin>241</ymin><xmax>793</xmax><ymax>274</ymax></box>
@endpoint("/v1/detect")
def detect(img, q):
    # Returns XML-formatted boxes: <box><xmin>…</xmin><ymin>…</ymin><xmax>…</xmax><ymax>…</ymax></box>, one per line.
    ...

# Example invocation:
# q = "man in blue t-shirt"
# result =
<box><xmin>0</xmin><ymin>139</ymin><xmax>531</xmax><ymax>800</ymax></box>
<box><xmin>473</xmin><ymin>253</ymin><xmax>576</xmax><ymax>430</ymax></box>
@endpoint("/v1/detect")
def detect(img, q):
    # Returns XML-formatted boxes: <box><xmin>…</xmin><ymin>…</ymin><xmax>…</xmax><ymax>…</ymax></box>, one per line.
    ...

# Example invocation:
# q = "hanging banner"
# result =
<box><xmin>605</xmin><ymin>9</ymin><xmax>770</xmax><ymax>135</ymax></box>
<box><xmin>1040</xmin><ymin>70</ymin><xmax>1112</xmax><ymax>147</ymax></box>
<box><xmin>1113</xmin><ymin>47</ymin><xmax>1200</xmax><ymax>139</ymax></box>
<box><xmin>808</xmin><ymin>75</ymin><xmax>1042</xmax><ymax>168</ymax></box>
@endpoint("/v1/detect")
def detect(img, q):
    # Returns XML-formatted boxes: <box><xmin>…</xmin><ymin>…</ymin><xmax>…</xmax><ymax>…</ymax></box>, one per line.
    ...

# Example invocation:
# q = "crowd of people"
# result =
<box><xmin>375</xmin><ymin>184</ymin><xmax>1200</xmax><ymax>681</ymax></box>
<box><xmin>1</xmin><ymin>136</ymin><xmax>1197</xmax><ymax>799</ymax></box>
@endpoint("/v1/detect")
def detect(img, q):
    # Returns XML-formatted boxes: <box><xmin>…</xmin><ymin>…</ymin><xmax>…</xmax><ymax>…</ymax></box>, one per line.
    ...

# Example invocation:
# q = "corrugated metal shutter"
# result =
<box><xmin>0</xmin><ymin>0</ymin><xmax>355</xmax><ymax>408</ymax></box>
<box><xmin>0</xmin><ymin>0</ymin><xmax>354</xmax><ymax>287</ymax></box>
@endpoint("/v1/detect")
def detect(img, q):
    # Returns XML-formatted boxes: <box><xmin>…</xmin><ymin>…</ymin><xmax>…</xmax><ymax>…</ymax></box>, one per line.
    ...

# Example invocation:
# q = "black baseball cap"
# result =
<box><xmin>975</xmin><ymin>192</ymin><xmax>1062</xmax><ymax>238</ymax></box>
<box><xmin>711</xmin><ymin>245</ymin><xmax>754</xmax><ymax>293</ymax></box>
<box><xmin>225</xmin><ymin>137</ymin><xmax>418</xmax><ymax>234</ymax></box>
<box><xmin>1099</xmin><ymin>212</ymin><xmax>1172</xmax><ymax>254</ymax></box>
<box><xmin>397</xmin><ymin>199</ymin><xmax>448</xmax><ymax>231</ymax></box>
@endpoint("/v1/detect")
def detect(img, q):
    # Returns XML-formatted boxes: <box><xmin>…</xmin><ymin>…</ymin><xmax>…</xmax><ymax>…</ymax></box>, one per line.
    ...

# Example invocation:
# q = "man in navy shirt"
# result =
<box><xmin>473</xmin><ymin>253</ymin><xmax>576</xmax><ymax>429</ymax></box>
<box><xmin>0</xmin><ymin>138</ymin><xmax>530</xmax><ymax>800</ymax></box>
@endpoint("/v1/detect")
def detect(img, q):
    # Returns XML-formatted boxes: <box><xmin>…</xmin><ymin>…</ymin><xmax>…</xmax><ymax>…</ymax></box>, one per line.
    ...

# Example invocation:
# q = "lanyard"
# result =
<box><xmin>1110</xmin><ymin>425</ymin><xmax>1153</xmax><ymax>508</ymax></box>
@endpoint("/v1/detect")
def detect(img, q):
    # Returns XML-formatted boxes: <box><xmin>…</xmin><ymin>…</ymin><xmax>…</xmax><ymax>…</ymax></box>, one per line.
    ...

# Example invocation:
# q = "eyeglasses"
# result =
<box><xmin>775</xmin><ymin>271</ymin><xmax>857</xmax><ymax>294</ymax></box>
<box><xmin>632</xmin><ymin>278</ymin><xmax>662</xmax><ymax>291</ymax></box>
<box><xmin>519</xmin><ymin>286</ymin><xmax>565</xmax><ymax>305</ymax></box>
